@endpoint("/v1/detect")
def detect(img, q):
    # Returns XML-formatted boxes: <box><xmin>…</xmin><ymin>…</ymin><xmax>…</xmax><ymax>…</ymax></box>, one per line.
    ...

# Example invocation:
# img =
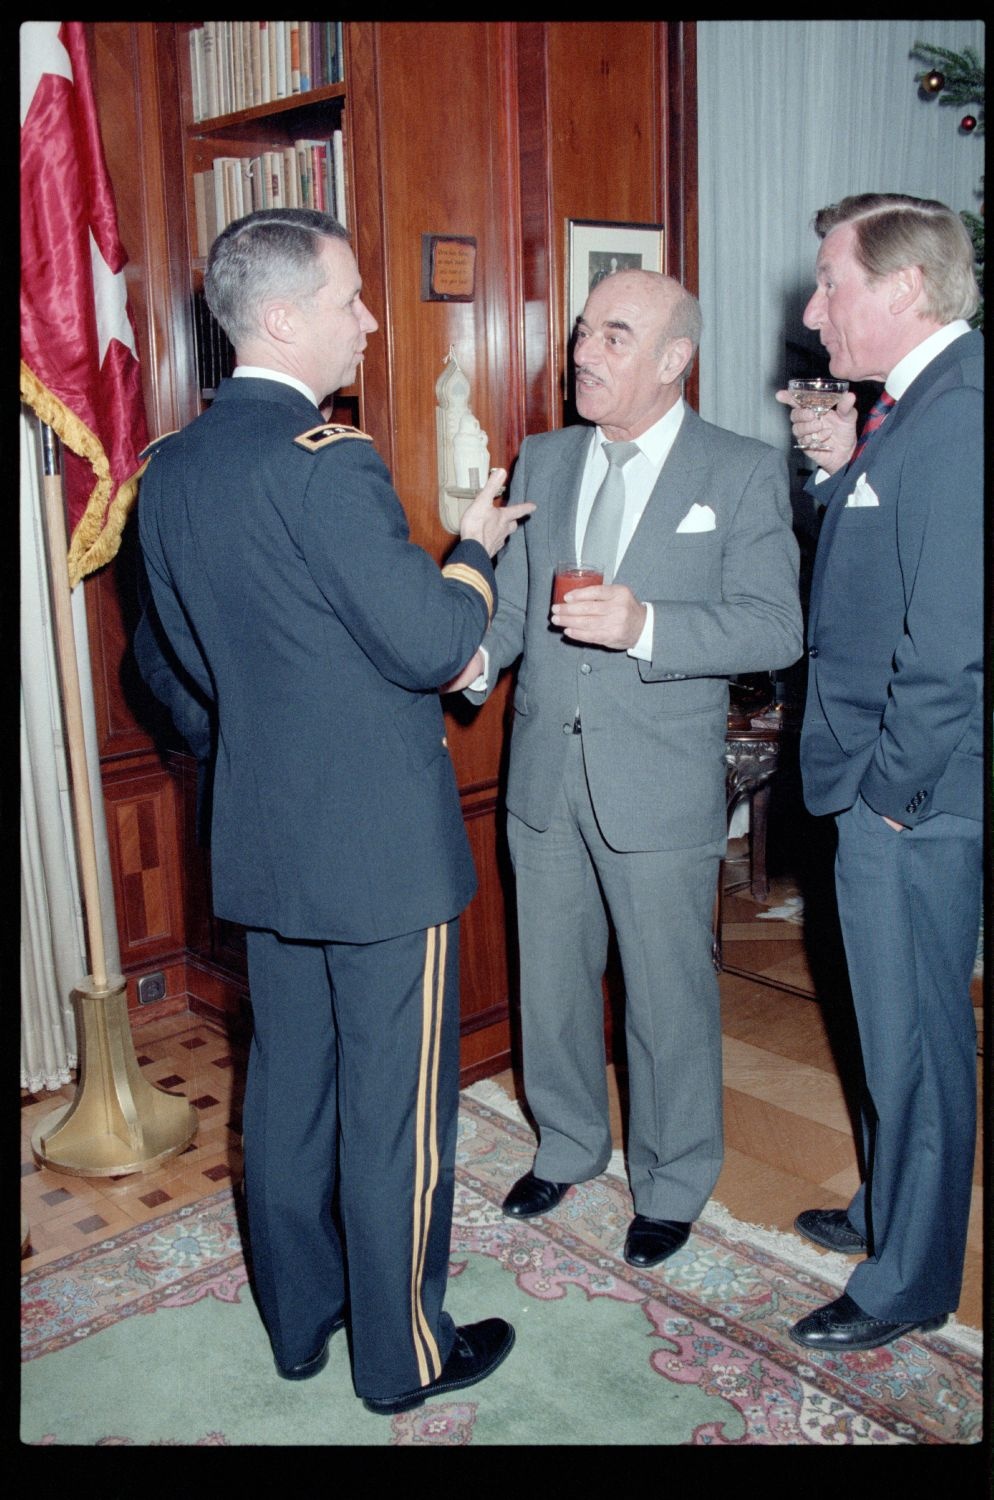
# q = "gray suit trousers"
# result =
<box><xmin>508</xmin><ymin>733</ymin><xmax>725</xmax><ymax>1221</ymax></box>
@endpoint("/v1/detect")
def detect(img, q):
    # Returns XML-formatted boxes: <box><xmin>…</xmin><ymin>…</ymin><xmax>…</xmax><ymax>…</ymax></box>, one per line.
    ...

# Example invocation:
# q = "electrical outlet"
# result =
<box><xmin>138</xmin><ymin>971</ymin><xmax>166</xmax><ymax>1005</ymax></box>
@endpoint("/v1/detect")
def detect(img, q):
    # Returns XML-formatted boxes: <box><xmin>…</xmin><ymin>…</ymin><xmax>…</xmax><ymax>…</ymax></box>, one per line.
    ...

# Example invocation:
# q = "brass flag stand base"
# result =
<box><xmin>31</xmin><ymin>976</ymin><xmax>198</xmax><ymax>1177</ymax></box>
<box><xmin>28</xmin><ymin>425</ymin><xmax>199</xmax><ymax>1180</ymax></box>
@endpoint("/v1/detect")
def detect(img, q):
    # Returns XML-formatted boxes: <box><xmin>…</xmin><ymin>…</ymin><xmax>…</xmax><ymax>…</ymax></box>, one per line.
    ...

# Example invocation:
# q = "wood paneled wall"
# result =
<box><xmin>83</xmin><ymin>21</ymin><xmax>697</xmax><ymax>1079</ymax></box>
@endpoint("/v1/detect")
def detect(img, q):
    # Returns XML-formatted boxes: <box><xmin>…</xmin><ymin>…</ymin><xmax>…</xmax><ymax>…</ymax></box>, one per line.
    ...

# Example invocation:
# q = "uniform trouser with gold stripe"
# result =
<box><xmin>243</xmin><ymin>922</ymin><xmax>460</xmax><ymax>1399</ymax></box>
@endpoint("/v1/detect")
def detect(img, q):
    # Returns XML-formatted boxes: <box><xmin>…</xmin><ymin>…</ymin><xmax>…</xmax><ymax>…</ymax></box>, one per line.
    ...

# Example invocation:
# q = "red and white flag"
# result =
<box><xmin>20</xmin><ymin>21</ymin><xmax>149</xmax><ymax>586</ymax></box>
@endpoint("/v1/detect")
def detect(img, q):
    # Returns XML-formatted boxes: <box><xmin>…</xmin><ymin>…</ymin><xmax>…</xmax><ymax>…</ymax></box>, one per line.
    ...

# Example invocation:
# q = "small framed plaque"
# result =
<box><xmin>421</xmin><ymin>235</ymin><xmax>477</xmax><ymax>302</ymax></box>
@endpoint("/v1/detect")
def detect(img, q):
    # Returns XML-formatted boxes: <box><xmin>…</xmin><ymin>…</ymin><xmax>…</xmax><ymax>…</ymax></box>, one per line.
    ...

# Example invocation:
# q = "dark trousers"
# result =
<box><xmin>834</xmin><ymin>797</ymin><xmax>981</xmax><ymax>1320</ymax></box>
<box><xmin>242</xmin><ymin>921</ymin><xmax>460</xmax><ymax>1399</ymax></box>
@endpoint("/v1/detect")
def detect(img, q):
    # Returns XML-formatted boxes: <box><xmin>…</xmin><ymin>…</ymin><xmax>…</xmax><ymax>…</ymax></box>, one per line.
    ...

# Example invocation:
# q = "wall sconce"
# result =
<box><xmin>435</xmin><ymin>346</ymin><xmax>490</xmax><ymax>533</ymax></box>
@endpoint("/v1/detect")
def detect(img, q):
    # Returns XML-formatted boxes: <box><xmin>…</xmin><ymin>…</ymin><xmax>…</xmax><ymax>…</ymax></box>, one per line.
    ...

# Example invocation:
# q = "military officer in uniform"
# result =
<box><xmin>137</xmin><ymin>208</ymin><xmax>532</xmax><ymax>1415</ymax></box>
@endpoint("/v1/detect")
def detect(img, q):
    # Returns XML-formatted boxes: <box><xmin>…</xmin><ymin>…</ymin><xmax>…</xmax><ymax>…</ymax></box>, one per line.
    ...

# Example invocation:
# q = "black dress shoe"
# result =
<box><xmin>789</xmin><ymin>1292</ymin><xmax>948</xmax><ymax>1352</ymax></box>
<box><xmin>794</xmin><ymin>1208</ymin><xmax>867</xmax><ymax>1254</ymax></box>
<box><xmin>362</xmin><ymin>1318</ymin><xmax>515</xmax><ymax>1415</ymax></box>
<box><xmin>623</xmin><ymin>1215</ymin><xmax>692</xmax><ymax>1268</ymax></box>
<box><xmin>275</xmin><ymin>1315</ymin><xmax>346</xmax><ymax>1381</ymax></box>
<box><xmin>502</xmin><ymin>1170</ymin><xmax>571</xmax><ymax>1219</ymax></box>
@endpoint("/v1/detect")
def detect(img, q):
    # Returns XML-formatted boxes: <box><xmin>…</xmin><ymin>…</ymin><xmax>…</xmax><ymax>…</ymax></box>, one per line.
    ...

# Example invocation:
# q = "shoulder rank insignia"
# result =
<box><xmin>294</xmin><ymin>423</ymin><xmax>375</xmax><ymax>452</ymax></box>
<box><xmin>139</xmin><ymin>431</ymin><xmax>179</xmax><ymax>462</ymax></box>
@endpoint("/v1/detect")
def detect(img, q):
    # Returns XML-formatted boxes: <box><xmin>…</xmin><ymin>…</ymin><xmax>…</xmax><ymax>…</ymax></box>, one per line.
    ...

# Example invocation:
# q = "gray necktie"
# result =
<box><xmin>581</xmin><ymin>440</ymin><xmax>640</xmax><ymax>583</ymax></box>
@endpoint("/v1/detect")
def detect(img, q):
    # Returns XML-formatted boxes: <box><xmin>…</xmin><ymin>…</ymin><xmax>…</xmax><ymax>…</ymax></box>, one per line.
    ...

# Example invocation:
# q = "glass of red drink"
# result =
<box><xmin>552</xmin><ymin>560</ymin><xmax>604</xmax><ymax>613</ymax></box>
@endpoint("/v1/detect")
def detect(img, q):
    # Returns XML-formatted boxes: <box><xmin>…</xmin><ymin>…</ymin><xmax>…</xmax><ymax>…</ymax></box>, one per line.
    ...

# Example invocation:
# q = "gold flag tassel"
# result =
<box><xmin>20</xmin><ymin>360</ymin><xmax>148</xmax><ymax>587</ymax></box>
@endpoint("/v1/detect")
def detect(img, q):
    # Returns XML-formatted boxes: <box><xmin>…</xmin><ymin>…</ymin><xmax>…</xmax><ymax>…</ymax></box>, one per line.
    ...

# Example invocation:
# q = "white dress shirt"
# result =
<box><xmin>576</xmin><ymin>400</ymin><xmax>685</xmax><ymax>660</ymax></box>
<box><xmin>885</xmin><ymin>318</ymin><xmax>971</xmax><ymax>399</ymax></box>
<box><xmin>813</xmin><ymin>320</ymin><xmax>971</xmax><ymax>486</ymax></box>
<box><xmin>469</xmin><ymin>402</ymin><xmax>686</xmax><ymax>689</ymax></box>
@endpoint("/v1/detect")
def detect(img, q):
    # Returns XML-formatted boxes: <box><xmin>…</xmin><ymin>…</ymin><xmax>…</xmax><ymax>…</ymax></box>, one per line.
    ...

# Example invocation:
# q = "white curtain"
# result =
<box><xmin>20</xmin><ymin>409</ymin><xmax>122</xmax><ymax>1092</ymax></box>
<box><xmin>697</xmin><ymin>19</ymin><xmax>985</xmax><ymax>448</ymax></box>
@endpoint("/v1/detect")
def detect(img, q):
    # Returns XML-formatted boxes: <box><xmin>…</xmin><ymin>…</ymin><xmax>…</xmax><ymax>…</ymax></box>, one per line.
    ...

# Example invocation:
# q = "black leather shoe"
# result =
<box><xmin>502</xmin><ymin>1170</ymin><xmax>572</xmax><ymax>1219</ymax></box>
<box><xmin>362</xmin><ymin>1318</ymin><xmax>515</xmax><ymax>1415</ymax></box>
<box><xmin>275</xmin><ymin>1315</ymin><xmax>346</xmax><ymax>1381</ymax></box>
<box><xmin>623</xmin><ymin>1215</ymin><xmax>692</xmax><ymax>1268</ymax></box>
<box><xmin>789</xmin><ymin>1293</ymin><xmax>947</xmax><ymax>1352</ymax></box>
<box><xmin>794</xmin><ymin>1208</ymin><xmax>867</xmax><ymax>1254</ymax></box>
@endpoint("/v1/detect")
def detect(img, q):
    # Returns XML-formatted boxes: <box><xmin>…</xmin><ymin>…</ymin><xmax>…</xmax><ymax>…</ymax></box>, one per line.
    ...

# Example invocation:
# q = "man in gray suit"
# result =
<box><xmin>449</xmin><ymin>269</ymin><xmax>802</xmax><ymax>1266</ymax></box>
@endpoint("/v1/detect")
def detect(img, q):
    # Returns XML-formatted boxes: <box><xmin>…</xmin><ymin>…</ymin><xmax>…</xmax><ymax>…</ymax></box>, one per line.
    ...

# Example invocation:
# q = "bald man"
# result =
<box><xmin>452</xmin><ymin>270</ymin><xmax>802</xmax><ymax>1267</ymax></box>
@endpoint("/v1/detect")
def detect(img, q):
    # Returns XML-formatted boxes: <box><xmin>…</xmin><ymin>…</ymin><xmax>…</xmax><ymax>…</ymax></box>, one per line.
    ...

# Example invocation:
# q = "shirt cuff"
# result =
<box><xmin>467</xmin><ymin>645</ymin><xmax>490</xmax><ymax>693</ymax></box>
<box><xmin>627</xmin><ymin>602</ymin><xmax>654</xmax><ymax>662</ymax></box>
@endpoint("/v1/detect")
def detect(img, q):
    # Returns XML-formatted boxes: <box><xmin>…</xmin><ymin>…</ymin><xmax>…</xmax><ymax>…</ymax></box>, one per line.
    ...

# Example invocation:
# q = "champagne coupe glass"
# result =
<box><xmin>787</xmin><ymin>378</ymin><xmax>849</xmax><ymax>452</ymax></box>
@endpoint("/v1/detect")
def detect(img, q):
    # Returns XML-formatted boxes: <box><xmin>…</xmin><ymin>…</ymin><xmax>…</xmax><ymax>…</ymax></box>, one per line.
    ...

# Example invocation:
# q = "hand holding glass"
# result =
<box><xmin>552</xmin><ymin>561</ymin><xmax>603</xmax><ymax>614</ymax></box>
<box><xmin>787</xmin><ymin>379</ymin><xmax>849</xmax><ymax>452</ymax></box>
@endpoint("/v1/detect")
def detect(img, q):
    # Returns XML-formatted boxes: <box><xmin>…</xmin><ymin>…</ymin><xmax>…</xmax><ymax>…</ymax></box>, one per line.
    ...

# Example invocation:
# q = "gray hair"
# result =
<box><xmin>658</xmin><ymin>280</ymin><xmax>703</xmax><ymax>358</ymax></box>
<box><xmin>813</xmin><ymin>193</ymin><xmax>979</xmax><ymax>324</ymax></box>
<box><xmin>205</xmin><ymin>208</ymin><xmax>350</xmax><ymax>345</ymax></box>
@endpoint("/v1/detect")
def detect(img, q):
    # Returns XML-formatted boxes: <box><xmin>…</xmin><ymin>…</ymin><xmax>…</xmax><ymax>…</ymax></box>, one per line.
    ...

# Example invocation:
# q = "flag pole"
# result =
<box><xmin>39</xmin><ymin>421</ymin><xmax>108</xmax><ymax>989</ymax></box>
<box><xmin>30</xmin><ymin>423</ymin><xmax>197</xmax><ymax>1176</ymax></box>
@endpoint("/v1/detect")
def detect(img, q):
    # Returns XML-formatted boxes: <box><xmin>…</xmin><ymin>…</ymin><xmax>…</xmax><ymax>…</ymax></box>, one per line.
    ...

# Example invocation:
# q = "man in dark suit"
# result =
<box><xmin>137</xmin><ymin>208</ymin><xmax>533</xmax><ymax>1414</ymax></box>
<box><xmin>448</xmin><ymin>270</ymin><xmax>802</xmax><ymax>1267</ymax></box>
<box><xmin>777</xmin><ymin>193</ymin><xmax>983</xmax><ymax>1352</ymax></box>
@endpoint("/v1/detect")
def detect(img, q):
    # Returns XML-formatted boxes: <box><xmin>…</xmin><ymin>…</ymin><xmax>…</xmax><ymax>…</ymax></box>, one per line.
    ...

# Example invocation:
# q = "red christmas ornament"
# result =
<box><xmin>922</xmin><ymin>68</ymin><xmax>945</xmax><ymax>94</ymax></box>
<box><xmin>960</xmin><ymin>115</ymin><xmax>978</xmax><ymax>133</ymax></box>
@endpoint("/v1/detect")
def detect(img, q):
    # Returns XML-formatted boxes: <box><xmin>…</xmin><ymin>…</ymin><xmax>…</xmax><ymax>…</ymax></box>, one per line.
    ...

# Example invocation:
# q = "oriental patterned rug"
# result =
<box><xmin>21</xmin><ymin>1082</ymin><xmax>982</xmax><ymax>1448</ymax></box>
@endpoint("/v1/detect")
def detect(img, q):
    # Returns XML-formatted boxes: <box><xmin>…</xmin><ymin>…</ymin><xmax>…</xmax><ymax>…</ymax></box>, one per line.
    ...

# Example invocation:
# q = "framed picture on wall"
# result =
<box><xmin>566</xmin><ymin>219</ymin><xmax>665</xmax><ymax>350</ymax></box>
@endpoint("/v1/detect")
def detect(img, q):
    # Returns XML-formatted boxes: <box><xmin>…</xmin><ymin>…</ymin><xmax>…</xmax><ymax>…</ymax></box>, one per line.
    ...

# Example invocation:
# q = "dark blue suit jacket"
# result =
<box><xmin>138</xmin><ymin>377</ymin><xmax>496</xmax><ymax>943</ymax></box>
<box><xmin>801</xmin><ymin>328</ymin><xmax>983</xmax><ymax>825</ymax></box>
<box><xmin>133</xmin><ymin>563</ymin><xmax>214</xmax><ymax>765</ymax></box>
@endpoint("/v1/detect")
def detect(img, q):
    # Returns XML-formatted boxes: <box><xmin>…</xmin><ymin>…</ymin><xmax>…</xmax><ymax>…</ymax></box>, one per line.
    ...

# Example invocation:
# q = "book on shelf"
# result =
<box><xmin>249</xmin><ymin>24</ymin><xmax>262</xmax><ymax>107</ymax></box>
<box><xmin>192</xmin><ymin>130</ymin><xmax>347</xmax><ymax>254</ymax></box>
<box><xmin>289</xmin><ymin>22</ymin><xmax>301</xmax><ymax>95</ymax></box>
<box><xmin>300</xmin><ymin>23</ymin><xmax>311</xmax><ymax>93</ymax></box>
<box><xmin>273</xmin><ymin>21</ymin><xmax>287</xmax><ymax>101</ymax></box>
<box><xmin>198</xmin><ymin>23</ymin><xmax>217</xmax><ymax>122</ymax></box>
<box><xmin>231</xmin><ymin>24</ymin><xmax>243</xmax><ymax>115</ymax></box>
<box><xmin>189</xmin><ymin>22</ymin><xmax>345</xmax><ymax>123</ymax></box>
<box><xmin>283</xmin><ymin>148</ymin><xmax>300</xmax><ymax>208</ymax></box>
<box><xmin>332</xmin><ymin>128</ymin><xmax>346</xmax><ymax>226</ymax></box>
<box><xmin>294</xmin><ymin>139</ymin><xmax>331</xmax><ymax>213</ymax></box>
<box><xmin>267</xmin><ymin>150</ymin><xmax>286</xmax><ymax>209</ymax></box>
<box><xmin>216</xmin><ymin>22</ymin><xmax>232</xmax><ymax>117</ymax></box>
<box><xmin>213</xmin><ymin>157</ymin><xmax>245</xmax><ymax>234</ymax></box>
<box><xmin>259</xmin><ymin>21</ymin><xmax>270</xmax><ymax>105</ymax></box>
<box><xmin>330</xmin><ymin>23</ymin><xmax>344</xmax><ymax>85</ymax></box>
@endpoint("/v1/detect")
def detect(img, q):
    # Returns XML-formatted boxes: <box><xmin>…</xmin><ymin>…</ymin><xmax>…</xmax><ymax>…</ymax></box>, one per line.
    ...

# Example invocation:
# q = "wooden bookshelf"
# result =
<box><xmin>187</xmin><ymin>82</ymin><xmax>347</xmax><ymax>134</ymax></box>
<box><xmin>172</xmin><ymin>21</ymin><xmax>355</xmax><ymax>411</ymax></box>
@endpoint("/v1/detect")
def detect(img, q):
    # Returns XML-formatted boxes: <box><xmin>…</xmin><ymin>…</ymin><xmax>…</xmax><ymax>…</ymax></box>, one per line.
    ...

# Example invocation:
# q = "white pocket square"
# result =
<box><xmin>846</xmin><ymin>473</ymin><xmax>880</xmax><ymax>508</ymax></box>
<box><xmin>676</xmin><ymin>503</ymin><xmax>716</xmax><ymax>534</ymax></box>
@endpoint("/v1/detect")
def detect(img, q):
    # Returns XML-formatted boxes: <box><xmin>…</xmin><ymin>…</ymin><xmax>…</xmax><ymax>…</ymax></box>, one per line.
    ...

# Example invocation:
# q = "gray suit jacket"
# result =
<box><xmin>467</xmin><ymin>408</ymin><xmax>802</xmax><ymax>851</ymax></box>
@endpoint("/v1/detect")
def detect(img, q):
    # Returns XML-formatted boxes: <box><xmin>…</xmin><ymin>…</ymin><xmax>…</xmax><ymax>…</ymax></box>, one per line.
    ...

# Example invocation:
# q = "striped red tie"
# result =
<box><xmin>849</xmin><ymin>391</ymin><xmax>895</xmax><ymax>466</ymax></box>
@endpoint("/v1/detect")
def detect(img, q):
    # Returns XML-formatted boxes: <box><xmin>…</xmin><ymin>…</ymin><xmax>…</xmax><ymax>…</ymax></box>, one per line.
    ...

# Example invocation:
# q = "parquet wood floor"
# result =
<box><xmin>21</xmin><ymin>842</ymin><xmax>984</xmax><ymax>1330</ymax></box>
